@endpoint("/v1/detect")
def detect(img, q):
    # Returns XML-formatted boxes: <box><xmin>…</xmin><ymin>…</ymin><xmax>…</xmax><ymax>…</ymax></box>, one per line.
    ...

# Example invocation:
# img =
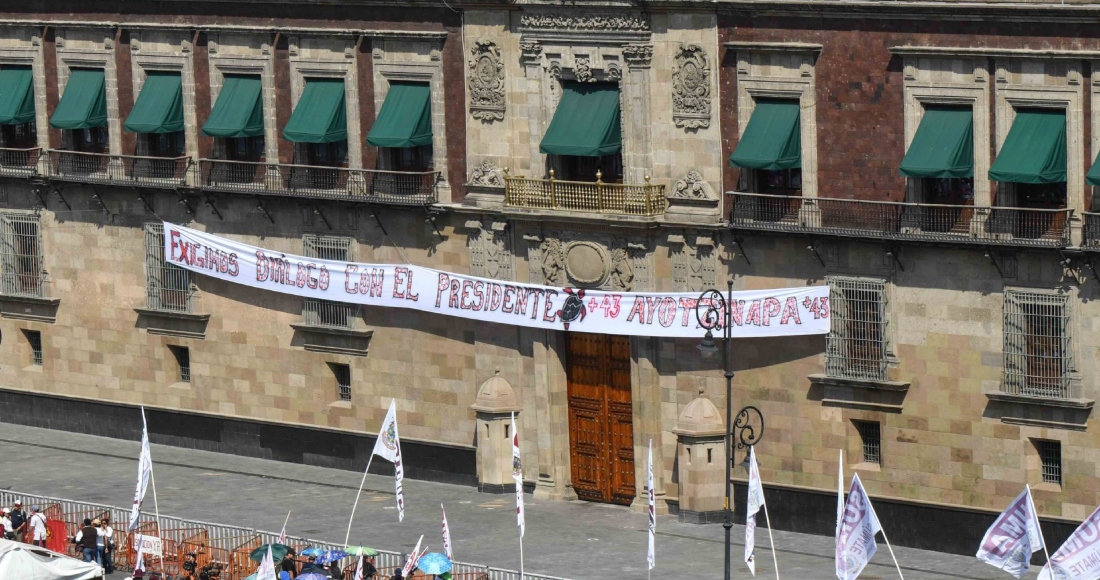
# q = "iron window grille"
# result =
<box><xmin>856</xmin><ymin>421</ymin><xmax>882</xmax><ymax>465</ymax></box>
<box><xmin>826</xmin><ymin>277</ymin><xmax>889</xmax><ymax>381</ymax></box>
<box><xmin>0</xmin><ymin>212</ymin><xmax>44</xmax><ymax>297</ymax></box>
<box><xmin>1037</xmin><ymin>440</ymin><xmax>1062</xmax><ymax>485</ymax></box>
<box><xmin>1003</xmin><ymin>290</ymin><xmax>1072</xmax><ymax>399</ymax></box>
<box><xmin>332</xmin><ymin>363</ymin><xmax>352</xmax><ymax>402</ymax></box>
<box><xmin>144</xmin><ymin>223</ymin><xmax>194</xmax><ymax>312</ymax></box>
<box><xmin>302</xmin><ymin>234</ymin><xmax>357</xmax><ymax>329</ymax></box>
<box><xmin>169</xmin><ymin>345</ymin><xmax>191</xmax><ymax>383</ymax></box>
<box><xmin>23</xmin><ymin>329</ymin><xmax>42</xmax><ymax>366</ymax></box>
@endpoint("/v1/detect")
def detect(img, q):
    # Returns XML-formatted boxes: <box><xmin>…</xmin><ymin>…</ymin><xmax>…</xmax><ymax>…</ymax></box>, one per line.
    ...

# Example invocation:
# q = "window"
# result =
<box><xmin>225</xmin><ymin>136</ymin><xmax>264</xmax><ymax>162</ymax></box>
<box><xmin>0</xmin><ymin>122</ymin><xmax>36</xmax><ymax>150</ymax></box>
<box><xmin>22</xmin><ymin>329</ymin><xmax>41</xmax><ymax>366</ymax></box>
<box><xmin>146</xmin><ymin>131</ymin><xmax>185</xmax><ymax>158</ymax></box>
<box><xmin>71</xmin><ymin>127</ymin><xmax>109</xmax><ymax>154</ymax></box>
<box><xmin>144</xmin><ymin>223</ymin><xmax>192</xmax><ymax>312</ymax></box>
<box><xmin>855</xmin><ymin>421</ymin><xmax>881</xmax><ymax>465</ymax></box>
<box><xmin>331</xmin><ymin>363</ymin><xmax>351</xmax><ymax>402</ymax></box>
<box><xmin>385</xmin><ymin>144</ymin><xmax>433</xmax><ymax>172</ymax></box>
<box><xmin>1004</xmin><ymin>290</ymin><xmax>1072</xmax><ymax>398</ymax></box>
<box><xmin>0</xmin><ymin>212</ymin><xmax>43</xmax><ymax>297</ymax></box>
<box><xmin>168</xmin><ymin>345</ymin><xmax>190</xmax><ymax>383</ymax></box>
<box><xmin>302</xmin><ymin>235</ymin><xmax>356</xmax><ymax>329</ymax></box>
<box><xmin>1036</xmin><ymin>440</ymin><xmax>1062</xmax><ymax>485</ymax></box>
<box><xmin>306</xmin><ymin>141</ymin><xmax>347</xmax><ymax>168</ymax></box>
<box><xmin>826</xmin><ymin>277</ymin><xmax>888</xmax><ymax>381</ymax></box>
<box><xmin>553</xmin><ymin>153</ymin><xmax>624</xmax><ymax>183</ymax></box>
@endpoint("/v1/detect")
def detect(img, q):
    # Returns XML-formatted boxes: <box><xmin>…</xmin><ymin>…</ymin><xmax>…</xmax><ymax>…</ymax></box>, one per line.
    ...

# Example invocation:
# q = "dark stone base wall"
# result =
<box><xmin>0</xmin><ymin>387</ymin><xmax>477</xmax><ymax>487</ymax></box>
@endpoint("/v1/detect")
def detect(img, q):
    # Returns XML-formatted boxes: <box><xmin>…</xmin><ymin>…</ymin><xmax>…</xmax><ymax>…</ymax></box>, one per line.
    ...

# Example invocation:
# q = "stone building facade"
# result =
<box><xmin>0</xmin><ymin>0</ymin><xmax>1098</xmax><ymax>554</ymax></box>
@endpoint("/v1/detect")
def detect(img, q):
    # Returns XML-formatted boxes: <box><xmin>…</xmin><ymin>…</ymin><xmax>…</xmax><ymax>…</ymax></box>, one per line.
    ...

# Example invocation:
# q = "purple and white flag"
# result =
<box><xmin>128</xmin><ymin>407</ymin><xmax>154</xmax><ymax>532</ymax></box>
<box><xmin>1038</xmin><ymin>504</ymin><xmax>1100</xmax><ymax>580</ymax></box>
<box><xmin>647</xmin><ymin>439</ymin><xmax>655</xmax><ymax>571</ymax></box>
<box><xmin>836</xmin><ymin>474</ymin><xmax>883</xmax><ymax>580</ymax></box>
<box><xmin>976</xmin><ymin>486</ymin><xmax>1045</xmax><ymax>578</ymax></box>
<box><xmin>372</xmin><ymin>400</ymin><xmax>404</xmax><ymax>522</ymax></box>
<box><xmin>442</xmin><ymin>504</ymin><xmax>454</xmax><ymax>560</ymax></box>
<box><xmin>512</xmin><ymin>412</ymin><xmax>525</xmax><ymax>538</ymax></box>
<box><xmin>745</xmin><ymin>446</ymin><xmax>764</xmax><ymax>576</ymax></box>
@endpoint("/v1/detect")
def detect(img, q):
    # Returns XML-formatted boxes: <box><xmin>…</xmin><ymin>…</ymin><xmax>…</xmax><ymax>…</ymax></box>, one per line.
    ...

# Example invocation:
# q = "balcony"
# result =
<box><xmin>504</xmin><ymin>171</ymin><xmax>667</xmax><ymax>217</ymax></box>
<box><xmin>728</xmin><ymin>192</ymin><xmax>1072</xmax><ymax>248</ymax></box>
<box><xmin>46</xmin><ymin>150</ymin><xmax>190</xmax><ymax>189</ymax></box>
<box><xmin>198</xmin><ymin>159</ymin><xmax>439</xmax><ymax>206</ymax></box>
<box><xmin>0</xmin><ymin>148</ymin><xmax>41</xmax><ymax>178</ymax></box>
<box><xmin>1083</xmin><ymin>213</ymin><xmax>1100</xmax><ymax>250</ymax></box>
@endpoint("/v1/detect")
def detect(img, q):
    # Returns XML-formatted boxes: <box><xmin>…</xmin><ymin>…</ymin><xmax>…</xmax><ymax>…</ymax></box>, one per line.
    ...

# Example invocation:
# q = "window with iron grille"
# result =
<box><xmin>826</xmin><ymin>277</ymin><xmax>888</xmax><ymax>381</ymax></box>
<box><xmin>168</xmin><ymin>345</ymin><xmax>191</xmax><ymax>383</ymax></box>
<box><xmin>302</xmin><ymin>235</ymin><xmax>357</xmax><ymax>329</ymax></box>
<box><xmin>855</xmin><ymin>420</ymin><xmax>882</xmax><ymax>465</ymax></box>
<box><xmin>331</xmin><ymin>363</ymin><xmax>352</xmax><ymax>402</ymax></box>
<box><xmin>22</xmin><ymin>329</ymin><xmax>42</xmax><ymax>366</ymax></box>
<box><xmin>1036</xmin><ymin>439</ymin><xmax>1062</xmax><ymax>485</ymax></box>
<box><xmin>0</xmin><ymin>213</ymin><xmax>44</xmax><ymax>297</ymax></box>
<box><xmin>144</xmin><ymin>223</ymin><xmax>193</xmax><ymax>312</ymax></box>
<box><xmin>1003</xmin><ymin>290</ymin><xmax>1072</xmax><ymax>399</ymax></box>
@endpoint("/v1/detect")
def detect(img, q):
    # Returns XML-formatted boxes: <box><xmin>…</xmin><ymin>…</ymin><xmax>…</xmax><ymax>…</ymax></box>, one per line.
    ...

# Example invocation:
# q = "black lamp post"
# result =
<box><xmin>694</xmin><ymin>280</ymin><xmax>735</xmax><ymax>580</ymax></box>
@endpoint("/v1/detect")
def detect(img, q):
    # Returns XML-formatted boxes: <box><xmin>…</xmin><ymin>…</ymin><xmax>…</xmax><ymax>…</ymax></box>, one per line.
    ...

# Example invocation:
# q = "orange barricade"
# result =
<box><xmin>229</xmin><ymin>534</ymin><xmax>262</xmax><ymax>580</ymax></box>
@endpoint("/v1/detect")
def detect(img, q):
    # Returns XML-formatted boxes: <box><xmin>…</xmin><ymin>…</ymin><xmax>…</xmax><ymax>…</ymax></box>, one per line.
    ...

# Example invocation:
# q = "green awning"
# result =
<box><xmin>366</xmin><ymin>82</ymin><xmax>432</xmax><ymax>148</ymax></box>
<box><xmin>124</xmin><ymin>71</ymin><xmax>184</xmax><ymax>134</ymax></box>
<box><xmin>989</xmin><ymin>109</ymin><xmax>1066</xmax><ymax>184</ymax></box>
<box><xmin>539</xmin><ymin>83</ymin><xmax>621</xmax><ymax>157</ymax></box>
<box><xmin>729</xmin><ymin>100</ymin><xmax>801</xmax><ymax>170</ymax></box>
<box><xmin>202</xmin><ymin>75</ymin><xmax>263</xmax><ymax>138</ymax></box>
<box><xmin>282</xmin><ymin>78</ymin><xmax>347</xmax><ymax>143</ymax></box>
<box><xmin>899</xmin><ymin>107</ymin><xmax>973</xmax><ymax>179</ymax></box>
<box><xmin>49</xmin><ymin>68</ymin><xmax>107</xmax><ymax>130</ymax></box>
<box><xmin>1088</xmin><ymin>155</ymin><xmax>1100</xmax><ymax>186</ymax></box>
<box><xmin>0</xmin><ymin>66</ymin><xmax>34</xmax><ymax>125</ymax></box>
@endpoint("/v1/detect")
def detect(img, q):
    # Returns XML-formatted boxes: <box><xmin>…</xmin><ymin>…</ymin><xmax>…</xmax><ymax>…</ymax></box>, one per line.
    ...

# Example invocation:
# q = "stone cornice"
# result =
<box><xmin>891</xmin><ymin>45</ymin><xmax>1100</xmax><ymax>59</ymax></box>
<box><xmin>723</xmin><ymin>41</ymin><xmax>823</xmax><ymax>53</ymax></box>
<box><xmin>0</xmin><ymin>19</ymin><xmax>449</xmax><ymax>40</ymax></box>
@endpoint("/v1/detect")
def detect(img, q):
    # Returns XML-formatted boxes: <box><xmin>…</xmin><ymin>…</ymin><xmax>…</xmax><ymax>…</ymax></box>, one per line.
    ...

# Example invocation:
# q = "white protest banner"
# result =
<box><xmin>164</xmin><ymin>222</ymin><xmax>831</xmax><ymax>339</ymax></box>
<box><xmin>976</xmin><ymin>486</ymin><xmax>1045</xmax><ymax>578</ymax></box>
<box><xmin>1038</xmin><ymin>504</ymin><xmax>1100</xmax><ymax>580</ymax></box>
<box><xmin>134</xmin><ymin>534</ymin><xmax>163</xmax><ymax>558</ymax></box>
<box><xmin>836</xmin><ymin>474</ymin><xmax>882</xmax><ymax>580</ymax></box>
<box><xmin>647</xmin><ymin>439</ymin><xmax>655</xmax><ymax>572</ymax></box>
<box><xmin>128</xmin><ymin>407</ymin><xmax>154</xmax><ymax>532</ymax></box>
<box><xmin>746</xmin><ymin>446</ymin><xmax>763</xmax><ymax>576</ymax></box>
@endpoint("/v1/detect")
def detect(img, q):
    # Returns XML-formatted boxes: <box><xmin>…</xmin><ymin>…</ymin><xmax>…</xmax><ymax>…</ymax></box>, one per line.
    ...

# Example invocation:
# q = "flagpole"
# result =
<box><xmin>877</xmin><ymin>527</ymin><xmax>905</xmax><ymax>580</ymax></box>
<box><xmin>345</xmin><ymin>454</ymin><xmax>375</xmax><ymax>547</ymax></box>
<box><xmin>761</xmin><ymin>501</ymin><xmax>779</xmax><ymax>580</ymax></box>
<box><xmin>519</xmin><ymin>533</ymin><xmax>525</xmax><ymax>580</ymax></box>
<box><xmin>1028</xmin><ymin>485</ymin><xmax>1053</xmax><ymax>576</ymax></box>
<box><xmin>145</xmin><ymin>407</ymin><xmax>164</xmax><ymax>575</ymax></box>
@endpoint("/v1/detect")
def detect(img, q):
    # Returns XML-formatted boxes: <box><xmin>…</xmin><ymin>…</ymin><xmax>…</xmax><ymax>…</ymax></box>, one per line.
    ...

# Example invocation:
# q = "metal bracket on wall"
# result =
<box><xmin>90</xmin><ymin>186</ymin><xmax>111</xmax><ymax>215</ymax></box>
<box><xmin>174</xmin><ymin>189</ymin><xmax>195</xmax><ymax>216</ymax></box>
<box><xmin>807</xmin><ymin>240</ymin><xmax>826</xmax><ymax>268</ymax></box>
<box><xmin>49</xmin><ymin>183</ymin><xmax>71</xmax><ymax>211</ymax></box>
<box><xmin>367</xmin><ymin>206</ymin><xmax>389</xmax><ymax>237</ymax></box>
<box><xmin>983</xmin><ymin>248</ymin><xmax>1005</xmax><ymax>278</ymax></box>
<box><xmin>733</xmin><ymin>237</ymin><xmax>751</xmax><ymax>265</ymax></box>
<box><xmin>203</xmin><ymin>193</ymin><xmax>223</xmax><ymax>220</ymax></box>
<box><xmin>1085</xmin><ymin>256</ymin><xmax>1100</xmax><ymax>285</ymax></box>
<box><xmin>136</xmin><ymin>192</ymin><xmax>156</xmax><ymax>215</ymax></box>
<box><xmin>423</xmin><ymin>207</ymin><xmax>445</xmax><ymax>240</ymax></box>
<box><xmin>254</xmin><ymin>196</ymin><xmax>274</xmax><ymax>224</ymax></box>
<box><xmin>1058</xmin><ymin>250</ymin><xmax>1087</xmax><ymax>286</ymax></box>
<box><xmin>885</xmin><ymin>245</ymin><xmax>905</xmax><ymax>272</ymax></box>
<box><xmin>312</xmin><ymin>205</ymin><xmax>332</xmax><ymax>230</ymax></box>
<box><xmin>31</xmin><ymin>181</ymin><xmax>50</xmax><ymax>209</ymax></box>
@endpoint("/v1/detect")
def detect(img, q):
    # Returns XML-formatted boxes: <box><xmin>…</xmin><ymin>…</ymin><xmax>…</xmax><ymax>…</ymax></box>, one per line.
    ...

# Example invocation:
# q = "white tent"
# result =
<box><xmin>0</xmin><ymin>538</ymin><xmax>104</xmax><ymax>580</ymax></box>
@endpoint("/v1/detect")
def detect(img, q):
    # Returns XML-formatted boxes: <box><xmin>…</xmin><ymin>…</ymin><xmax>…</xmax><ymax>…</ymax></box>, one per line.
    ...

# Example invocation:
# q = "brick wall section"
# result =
<box><xmin>114</xmin><ymin>28</ymin><xmax>135</xmax><ymax>155</ymax></box>
<box><xmin>41</xmin><ymin>26</ymin><xmax>60</xmax><ymax>148</ymax></box>
<box><xmin>192</xmin><ymin>31</ymin><xmax>213</xmax><ymax>160</ymax></box>
<box><xmin>358</xmin><ymin>38</ymin><xmax>377</xmax><ymax>170</ymax></box>
<box><xmin>441</xmin><ymin>25</ymin><xmax>467</xmax><ymax>202</ymax></box>
<box><xmin>718</xmin><ymin>13</ymin><xmax>1100</xmax><ymax>202</ymax></box>
<box><xmin>273</xmin><ymin>33</ymin><xmax>293</xmax><ymax>165</ymax></box>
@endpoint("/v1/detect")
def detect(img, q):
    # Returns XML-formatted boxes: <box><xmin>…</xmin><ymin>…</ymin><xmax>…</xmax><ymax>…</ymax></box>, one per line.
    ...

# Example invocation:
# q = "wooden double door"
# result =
<box><xmin>566</xmin><ymin>332</ymin><xmax>636</xmax><ymax>505</ymax></box>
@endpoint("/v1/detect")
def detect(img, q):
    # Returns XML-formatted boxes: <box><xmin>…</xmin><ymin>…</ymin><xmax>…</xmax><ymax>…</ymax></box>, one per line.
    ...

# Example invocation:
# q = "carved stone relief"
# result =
<box><xmin>519</xmin><ymin>41</ymin><xmax>542</xmax><ymax>66</ymax></box>
<box><xmin>467</xmin><ymin>219</ymin><xmax>514</xmax><ymax>281</ymax></box>
<box><xmin>669</xmin><ymin>170</ymin><xmax>717</xmax><ymax>200</ymax></box>
<box><xmin>672</xmin><ymin>44</ymin><xmax>711</xmax><ymax>129</ymax></box>
<box><xmin>469</xmin><ymin>39</ymin><xmax>506</xmax><ymax>121</ymax></box>
<box><xmin>665</xmin><ymin>170</ymin><xmax>721</xmax><ymax>224</ymax></box>
<box><xmin>623</xmin><ymin>44</ymin><xmax>653</xmax><ymax>69</ymax></box>
<box><xmin>669</xmin><ymin>234</ymin><xmax>717</xmax><ymax>293</ymax></box>
<box><xmin>574</xmin><ymin>57</ymin><xmax>595</xmax><ymax>83</ymax></box>
<box><xmin>532</xmin><ymin>233</ymin><xmax>650</xmax><ymax>291</ymax></box>
<box><xmin>519</xmin><ymin>13</ymin><xmax>650</xmax><ymax>32</ymax></box>
<box><xmin>469</xmin><ymin>160</ymin><xmax>504</xmax><ymax>188</ymax></box>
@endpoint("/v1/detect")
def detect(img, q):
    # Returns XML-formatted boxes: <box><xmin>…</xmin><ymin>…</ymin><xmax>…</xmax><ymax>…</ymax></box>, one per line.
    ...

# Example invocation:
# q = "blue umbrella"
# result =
<box><xmin>297</xmin><ymin>574</ymin><xmax>331</xmax><ymax>580</ymax></box>
<box><xmin>300</xmin><ymin>547</ymin><xmax>325</xmax><ymax>558</ymax></box>
<box><xmin>417</xmin><ymin>552</ymin><xmax>453</xmax><ymax>575</ymax></box>
<box><xmin>316</xmin><ymin>549</ymin><xmax>349</xmax><ymax>565</ymax></box>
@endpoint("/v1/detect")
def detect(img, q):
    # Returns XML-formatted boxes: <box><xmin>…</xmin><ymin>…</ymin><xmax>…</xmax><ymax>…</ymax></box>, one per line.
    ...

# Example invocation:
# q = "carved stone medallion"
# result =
<box><xmin>564</xmin><ymin>241</ymin><xmax>610</xmax><ymax>286</ymax></box>
<box><xmin>469</xmin><ymin>39</ymin><xmax>506</xmax><ymax>121</ymax></box>
<box><xmin>672</xmin><ymin>44</ymin><xmax>711</xmax><ymax>129</ymax></box>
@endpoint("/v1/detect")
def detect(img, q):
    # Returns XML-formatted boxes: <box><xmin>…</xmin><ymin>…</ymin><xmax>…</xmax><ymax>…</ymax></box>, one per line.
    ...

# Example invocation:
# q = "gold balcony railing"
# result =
<box><xmin>504</xmin><ymin>169</ymin><xmax>666</xmax><ymax>216</ymax></box>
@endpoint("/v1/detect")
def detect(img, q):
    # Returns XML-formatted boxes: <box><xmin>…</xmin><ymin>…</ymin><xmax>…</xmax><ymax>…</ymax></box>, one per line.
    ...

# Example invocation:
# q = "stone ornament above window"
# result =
<box><xmin>574</xmin><ymin>57</ymin><xmax>595</xmax><ymax>83</ymax></box>
<box><xmin>469</xmin><ymin>39</ymin><xmax>506</xmax><ymax>121</ymax></box>
<box><xmin>519</xmin><ymin>13</ymin><xmax>649</xmax><ymax>32</ymax></box>
<box><xmin>469</xmin><ymin>160</ymin><xmax>504</xmax><ymax>188</ymax></box>
<box><xmin>623</xmin><ymin>44</ymin><xmax>653</xmax><ymax>68</ymax></box>
<box><xmin>669</xmin><ymin>170</ymin><xmax>717</xmax><ymax>201</ymax></box>
<box><xmin>672</xmin><ymin>44</ymin><xmax>711</xmax><ymax>129</ymax></box>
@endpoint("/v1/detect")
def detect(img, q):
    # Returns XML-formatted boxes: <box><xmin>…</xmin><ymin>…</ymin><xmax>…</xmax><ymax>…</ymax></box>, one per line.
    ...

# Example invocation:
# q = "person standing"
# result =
<box><xmin>99</xmin><ymin>516</ymin><xmax>115</xmax><ymax>574</ymax></box>
<box><xmin>74</xmin><ymin>519</ymin><xmax>98</xmax><ymax>564</ymax></box>
<box><xmin>27</xmin><ymin>506</ymin><xmax>47</xmax><ymax>548</ymax></box>
<box><xmin>0</xmin><ymin>509</ymin><xmax>12</xmax><ymax>540</ymax></box>
<box><xmin>388</xmin><ymin>568</ymin><xmax>403</xmax><ymax>580</ymax></box>
<box><xmin>9</xmin><ymin>501</ymin><xmax>26</xmax><ymax>543</ymax></box>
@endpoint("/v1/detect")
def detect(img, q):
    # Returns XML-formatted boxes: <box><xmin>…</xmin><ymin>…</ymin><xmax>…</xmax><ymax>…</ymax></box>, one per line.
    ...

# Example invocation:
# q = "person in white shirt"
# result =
<box><xmin>0</xmin><ymin>509</ymin><xmax>12</xmax><ymax>540</ymax></box>
<box><xmin>28</xmin><ymin>506</ymin><xmax>47</xmax><ymax>547</ymax></box>
<box><xmin>99</xmin><ymin>516</ymin><xmax>115</xmax><ymax>574</ymax></box>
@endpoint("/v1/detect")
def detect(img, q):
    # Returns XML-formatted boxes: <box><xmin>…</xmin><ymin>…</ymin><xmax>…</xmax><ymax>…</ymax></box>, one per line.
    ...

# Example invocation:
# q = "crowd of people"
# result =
<box><xmin>0</xmin><ymin>501</ymin><xmax>52</xmax><ymax>548</ymax></box>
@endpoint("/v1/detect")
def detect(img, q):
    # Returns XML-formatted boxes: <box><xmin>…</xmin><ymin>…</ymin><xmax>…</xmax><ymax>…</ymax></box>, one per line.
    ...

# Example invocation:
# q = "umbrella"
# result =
<box><xmin>316</xmin><ymin>549</ymin><xmax>349</xmax><ymax>565</ymax></box>
<box><xmin>300</xmin><ymin>547</ymin><xmax>326</xmax><ymax>558</ymax></box>
<box><xmin>416</xmin><ymin>552</ymin><xmax>453</xmax><ymax>575</ymax></box>
<box><xmin>346</xmin><ymin>546</ymin><xmax>380</xmax><ymax>557</ymax></box>
<box><xmin>249</xmin><ymin>543</ymin><xmax>291</xmax><ymax>563</ymax></box>
<box><xmin>297</xmin><ymin>574</ymin><xmax>331</xmax><ymax>580</ymax></box>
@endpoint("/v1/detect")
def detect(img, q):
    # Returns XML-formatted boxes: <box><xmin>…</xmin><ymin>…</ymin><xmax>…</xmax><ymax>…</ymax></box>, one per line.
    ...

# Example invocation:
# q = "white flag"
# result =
<box><xmin>976</xmin><ymin>486</ymin><xmax>1045</xmax><ymax>578</ymax></box>
<box><xmin>278</xmin><ymin>523</ymin><xmax>286</xmax><ymax>545</ymax></box>
<box><xmin>1037</xmin><ymin>504</ymin><xmax>1100</xmax><ymax>580</ymax></box>
<box><xmin>512</xmin><ymin>412</ymin><xmax>525</xmax><ymax>538</ymax></box>
<box><xmin>353</xmin><ymin>554</ymin><xmax>364</xmax><ymax>580</ymax></box>
<box><xmin>402</xmin><ymin>535</ymin><xmax>424</xmax><ymax>577</ymax></box>
<box><xmin>133</xmin><ymin>537</ymin><xmax>147</xmax><ymax>573</ymax></box>
<box><xmin>836</xmin><ymin>474</ymin><xmax>883</xmax><ymax>580</ymax></box>
<box><xmin>441</xmin><ymin>503</ymin><xmax>454</xmax><ymax>560</ymax></box>
<box><xmin>836</xmin><ymin>450</ymin><xmax>843</xmax><ymax>542</ymax></box>
<box><xmin>128</xmin><ymin>407</ymin><xmax>154</xmax><ymax>532</ymax></box>
<box><xmin>745</xmin><ymin>446</ymin><xmax>764</xmax><ymax>576</ymax></box>
<box><xmin>372</xmin><ymin>400</ymin><xmax>404</xmax><ymax>521</ymax></box>
<box><xmin>257</xmin><ymin>545</ymin><xmax>278</xmax><ymax>580</ymax></box>
<box><xmin>647</xmin><ymin>439</ymin><xmax>655</xmax><ymax>571</ymax></box>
